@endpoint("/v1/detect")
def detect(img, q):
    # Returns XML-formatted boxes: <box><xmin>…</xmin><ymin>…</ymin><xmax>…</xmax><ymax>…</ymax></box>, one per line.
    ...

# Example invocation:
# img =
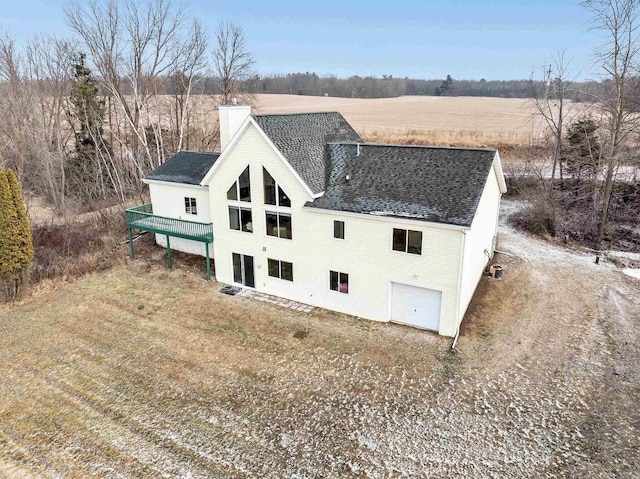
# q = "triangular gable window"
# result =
<box><xmin>227</xmin><ymin>166</ymin><xmax>251</xmax><ymax>202</ymax></box>
<box><xmin>263</xmin><ymin>167</ymin><xmax>291</xmax><ymax>207</ymax></box>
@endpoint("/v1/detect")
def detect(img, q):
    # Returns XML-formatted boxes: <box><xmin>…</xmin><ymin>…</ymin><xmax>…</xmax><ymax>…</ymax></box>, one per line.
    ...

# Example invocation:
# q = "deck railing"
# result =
<box><xmin>125</xmin><ymin>203</ymin><xmax>213</xmax><ymax>242</ymax></box>
<box><xmin>125</xmin><ymin>203</ymin><xmax>214</xmax><ymax>280</ymax></box>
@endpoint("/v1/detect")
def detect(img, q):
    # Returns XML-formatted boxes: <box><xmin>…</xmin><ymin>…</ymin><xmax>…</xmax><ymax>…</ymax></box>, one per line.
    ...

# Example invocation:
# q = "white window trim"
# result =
<box><xmin>228</xmin><ymin>205</ymin><xmax>254</xmax><ymax>233</ymax></box>
<box><xmin>227</xmin><ymin>166</ymin><xmax>252</xmax><ymax>203</ymax></box>
<box><xmin>184</xmin><ymin>197</ymin><xmax>198</xmax><ymax>215</ymax></box>
<box><xmin>267</xmin><ymin>258</ymin><xmax>294</xmax><ymax>282</ymax></box>
<box><xmin>231</xmin><ymin>252</ymin><xmax>256</xmax><ymax>289</ymax></box>
<box><xmin>265</xmin><ymin>210</ymin><xmax>292</xmax><ymax>240</ymax></box>
<box><xmin>332</xmin><ymin>220</ymin><xmax>345</xmax><ymax>240</ymax></box>
<box><xmin>329</xmin><ymin>270</ymin><xmax>349</xmax><ymax>294</ymax></box>
<box><xmin>263</xmin><ymin>167</ymin><xmax>291</xmax><ymax>208</ymax></box>
<box><xmin>390</xmin><ymin>228</ymin><xmax>423</xmax><ymax>255</ymax></box>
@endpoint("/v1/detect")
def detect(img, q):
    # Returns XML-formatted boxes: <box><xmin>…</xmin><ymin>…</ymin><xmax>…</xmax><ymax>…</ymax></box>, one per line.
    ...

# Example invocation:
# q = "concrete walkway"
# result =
<box><xmin>236</xmin><ymin>289</ymin><xmax>314</xmax><ymax>313</ymax></box>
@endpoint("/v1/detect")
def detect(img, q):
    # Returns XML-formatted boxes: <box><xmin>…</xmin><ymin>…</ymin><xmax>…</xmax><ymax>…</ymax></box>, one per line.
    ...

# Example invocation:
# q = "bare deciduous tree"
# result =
<box><xmin>581</xmin><ymin>0</ymin><xmax>640</xmax><ymax>246</ymax></box>
<box><xmin>65</xmin><ymin>0</ymin><xmax>196</xmax><ymax>177</ymax></box>
<box><xmin>0</xmin><ymin>32</ymin><xmax>75</xmax><ymax>210</ymax></box>
<box><xmin>212</xmin><ymin>22</ymin><xmax>255</xmax><ymax>105</ymax></box>
<box><xmin>529</xmin><ymin>52</ymin><xmax>575</xmax><ymax>195</ymax></box>
<box><xmin>170</xmin><ymin>20</ymin><xmax>208</xmax><ymax>151</ymax></box>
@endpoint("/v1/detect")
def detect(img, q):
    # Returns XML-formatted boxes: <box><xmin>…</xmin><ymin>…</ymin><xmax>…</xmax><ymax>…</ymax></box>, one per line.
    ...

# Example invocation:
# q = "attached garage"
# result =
<box><xmin>390</xmin><ymin>283</ymin><xmax>442</xmax><ymax>331</ymax></box>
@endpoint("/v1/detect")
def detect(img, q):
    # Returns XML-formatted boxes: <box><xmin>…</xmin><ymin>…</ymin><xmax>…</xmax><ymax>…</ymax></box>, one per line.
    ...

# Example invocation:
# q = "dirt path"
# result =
<box><xmin>0</xmin><ymin>201</ymin><xmax>638</xmax><ymax>478</ymax></box>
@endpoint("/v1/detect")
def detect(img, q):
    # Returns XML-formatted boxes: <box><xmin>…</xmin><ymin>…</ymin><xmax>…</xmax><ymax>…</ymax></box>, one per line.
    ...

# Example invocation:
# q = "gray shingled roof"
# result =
<box><xmin>144</xmin><ymin>151</ymin><xmax>220</xmax><ymax>185</ymax></box>
<box><xmin>253</xmin><ymin>112</ymin><xmax>362</xmax><ymax>194</ymax></box>
<box><xmin>305</xmin><ymin>143</ymin><xmax>497</xmax><ymax>227</ymax></box>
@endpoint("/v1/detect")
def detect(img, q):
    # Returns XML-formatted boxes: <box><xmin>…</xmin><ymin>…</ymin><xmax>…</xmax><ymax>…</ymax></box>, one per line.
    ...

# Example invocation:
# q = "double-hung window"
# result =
<box><xmin>184</xmin><ymin>197</ymin><xmax>197</xmax><ymax>215</ymax></box>
<box><xmin>392</xmin><ymin>228</ymin><xmax>422</xmax><ymax>255</ymax></box>
<box><xmin>266</xmin><ymin>212</ymin><xmax>292</xmax><ymax>239</ymax></box>
<box><xmin>268</xmin><ymin>259</ymin><xmax>293</xmax><ymax>281</ymax></box>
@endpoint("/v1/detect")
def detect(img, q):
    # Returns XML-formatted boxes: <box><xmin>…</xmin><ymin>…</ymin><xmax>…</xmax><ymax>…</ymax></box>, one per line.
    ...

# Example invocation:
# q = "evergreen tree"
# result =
<box><xmin>0</xmin><ymin>171</ymin><xmax>20</xmax><ymax>291</ymax></box>
<box><xmin>67</xmin><ymin>53</ymin><xmax>109</xmax><ymax>200</ymax></box>
<box><xmin>0</xmin><ymin>170</ymin><xmax>33</xmax><ymax>299</ymax></box>
<box><xmin>561</xmin><ymin>118</ymin><xmax>602</xmax><ymax>182</ymax></box>
<box><xmin>6</xmin><ymin>169</ymin><xmax>34</xmax><ymax>272</ymax></box>
<box><xmin>434</xmin><ymin>75</ymin><xmax>454</xmax><ymax>96</ymax></box>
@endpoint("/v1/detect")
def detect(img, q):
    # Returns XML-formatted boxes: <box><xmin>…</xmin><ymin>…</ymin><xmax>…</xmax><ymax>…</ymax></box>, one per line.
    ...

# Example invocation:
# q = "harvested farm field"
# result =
<box><xmin>254</xmin><ymin>94</ymin><xmax>542</xmax><ymax>135</ymax></box>
<box><xmin>0</xmin><ymin>202</ymin><xmax>639</xmax><ymax>478</ymax></box>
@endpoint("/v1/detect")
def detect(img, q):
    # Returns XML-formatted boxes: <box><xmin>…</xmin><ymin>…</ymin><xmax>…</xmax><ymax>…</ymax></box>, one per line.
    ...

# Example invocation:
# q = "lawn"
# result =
<box><xmin>1</xmin><ymin>212</ymin><xmax>639</xmax><ymax>478</ymax></box>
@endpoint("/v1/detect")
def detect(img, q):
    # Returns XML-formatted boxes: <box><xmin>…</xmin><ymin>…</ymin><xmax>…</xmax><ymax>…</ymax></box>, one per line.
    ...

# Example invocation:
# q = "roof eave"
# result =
<box><xmin>303</xmin><ymin>204</ymin><xmax>470</xmax><ymax>231</ymax></box>
<box><xmin>142</xmin><ymin>178</ymin><xmax>209</xmax><ymax>189</ymax></box>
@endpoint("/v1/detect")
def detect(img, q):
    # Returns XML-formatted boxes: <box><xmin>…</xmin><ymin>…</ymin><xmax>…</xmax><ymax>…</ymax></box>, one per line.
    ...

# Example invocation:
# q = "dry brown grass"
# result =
<box><xmin>146</xmin><ymin>93</ymin><xmax>582</xmax><ymax>149</ymax></box>
<box><xmin>254</xmin><ymin>94</ymin><xmax>562</xmax><ymax>163</ymax></box>
<box><xmin>254</xmin><ymin>94</ymin><xmax>544</xmax><ymax>134</ymax></box>
<box><xmin>1</xmin><ymin>212</ymin><xmax>639</xmax><ymax>477</ymax></box>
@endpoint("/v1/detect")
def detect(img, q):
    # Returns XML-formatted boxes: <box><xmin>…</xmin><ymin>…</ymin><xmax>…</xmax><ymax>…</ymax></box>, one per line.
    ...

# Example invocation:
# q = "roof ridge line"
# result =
<box><xmin>326</xmin><ymin>142</ymin><xmax>497</xmax><ymax>152</ymax></box>
<box><xmin>253</xmin><ymin>111</ymin><xmax>342</xmax><ymax>117</ymax></box>
<box><xmin>175</xmin><ymin>150</ymin><xmax>221</xmax><ymax>155</ymax></box>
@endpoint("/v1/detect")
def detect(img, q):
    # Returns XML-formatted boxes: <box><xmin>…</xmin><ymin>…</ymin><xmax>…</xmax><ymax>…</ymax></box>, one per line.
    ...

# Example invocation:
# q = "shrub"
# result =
<box><xmin>510</xmin><ymin>198</ymin><xmax>556</xmax><ymax>237</ymax></box>
<box><xmin>30</xmin><ymin>209</ymin><xmax>127</xmax><ymax>282</ymax></box>
<box><xmin>0</xmin><ymin>170</ymin><xmax>34</xmax><ymax>299</ymax></box>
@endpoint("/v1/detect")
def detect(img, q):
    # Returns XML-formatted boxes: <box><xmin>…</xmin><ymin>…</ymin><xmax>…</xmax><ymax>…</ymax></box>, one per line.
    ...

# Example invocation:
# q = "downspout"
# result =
<box><xmin>451</xmin><ymin>229</ymin><xmax>467</xmax><ymax>350</ymax></box>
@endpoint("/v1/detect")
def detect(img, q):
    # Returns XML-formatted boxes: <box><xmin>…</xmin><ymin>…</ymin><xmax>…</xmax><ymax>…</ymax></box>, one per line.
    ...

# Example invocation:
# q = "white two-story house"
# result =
<box><xmin>132</xmin><ymin>103</ymin><xmax>506</xmax><ymax>337</ymax></box>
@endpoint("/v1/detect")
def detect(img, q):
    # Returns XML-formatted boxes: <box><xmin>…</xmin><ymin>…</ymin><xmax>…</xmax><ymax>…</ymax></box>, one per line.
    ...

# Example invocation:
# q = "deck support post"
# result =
<box><xmin>205</xmin><ymin>242</ymin><xmax>211</xmax><ymax>281</ymax></box>
<box><xmin>128</xmin><ymin>228</ymin><xmax>135</xmax><ymax>259</ymax></box>
<box><xmin>166</xmin><ymin>235</ymin><xmax>173</xmax><ymax>269</ymax></box>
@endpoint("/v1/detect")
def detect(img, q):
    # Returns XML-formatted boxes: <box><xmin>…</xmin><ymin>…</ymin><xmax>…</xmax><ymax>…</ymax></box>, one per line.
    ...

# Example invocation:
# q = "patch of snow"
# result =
<box><xmin>622</xmin><ymin>268</ymin><xmax>640</xmax><ymax>280</ymax></box>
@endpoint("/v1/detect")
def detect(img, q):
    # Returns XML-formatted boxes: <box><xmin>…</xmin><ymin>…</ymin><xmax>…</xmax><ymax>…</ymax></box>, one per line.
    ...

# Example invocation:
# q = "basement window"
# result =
<box><xmin>229</xmin><ymin>206</ymin><xmax>253</xmax><ymax>232</ymax></box>
<box><xmin>268</xmin><ymin>259</ymin><xmax>294</xmax><ymax>281</ymax></box>
<box><xmin>330</xmin><ymin>271</ymin><xmax>349</xmax><ymax>294</ymax></box>
<box><xmin>266</xmin><ymin>212</ymin><xmax>292</xmax><ymax>239</ymax></box>
<box><xmin>227</xmin><ymin>166</ymin><xmax>251</xmax><ymax>202</ymax></box>
<box><xmin>184</xmin><ymin>197</ymin><xmax>197</xmax><ymax>215</ymax></box>
<box><xmin>263</xmin><ymin>167</ymin><xmax>291</xmax><ymax>207</ymax></box>
<box><xmin>392</xmin><ymin>228</ymin><xmax>422</xmax><ymax>255</ymax></box>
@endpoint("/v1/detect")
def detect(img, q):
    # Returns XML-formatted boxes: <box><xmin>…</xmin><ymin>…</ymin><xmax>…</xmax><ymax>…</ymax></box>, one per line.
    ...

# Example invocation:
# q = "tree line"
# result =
<box><xmin>239</xmin><ymin>73</ymin><xmax>545</xmax><ymax>99</ymax></box>
<box><xmin>521</xmin><ymin>0</ymin><xmax>640</xmax><ymax>249</ymax></box>
<box><xmin>0</xmin><ymin>0</ymin><xmax>254</xmax><ymax>210</ymax></box>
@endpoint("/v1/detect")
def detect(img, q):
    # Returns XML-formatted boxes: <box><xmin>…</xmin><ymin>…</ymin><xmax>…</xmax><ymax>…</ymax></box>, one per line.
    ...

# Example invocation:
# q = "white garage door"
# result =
<box><xmin>391</xmin><ymin>283</ymin><xmax>442</xmax><ymax>331</ymax></box>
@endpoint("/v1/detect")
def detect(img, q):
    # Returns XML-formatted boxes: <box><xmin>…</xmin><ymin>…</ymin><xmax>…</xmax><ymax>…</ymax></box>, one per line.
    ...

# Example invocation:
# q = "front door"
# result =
<box><xmin>232</xmin><ymin>253</ymin><xmax>255</xmax><ymax>288</ymax></box>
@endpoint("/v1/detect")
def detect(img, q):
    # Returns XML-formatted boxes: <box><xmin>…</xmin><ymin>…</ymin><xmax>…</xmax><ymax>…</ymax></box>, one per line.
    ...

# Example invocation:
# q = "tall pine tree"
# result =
<box><xmin>67</xmin><ymin>53</ymin><xmax>109</xmax><ymax>200</ymax></box>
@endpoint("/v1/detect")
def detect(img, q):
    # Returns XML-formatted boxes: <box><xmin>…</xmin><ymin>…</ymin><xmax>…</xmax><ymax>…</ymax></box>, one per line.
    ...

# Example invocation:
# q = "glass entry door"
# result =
<box><xmin>232</xmin><ymin>253</ymin><xmax>255</xmax><ymax>288</ymax></box>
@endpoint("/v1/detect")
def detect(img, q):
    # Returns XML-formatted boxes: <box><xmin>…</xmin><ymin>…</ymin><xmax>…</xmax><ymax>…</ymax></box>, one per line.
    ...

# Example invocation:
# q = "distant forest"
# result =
<box><xmin>213</xmin><ymin>72</ymin><xmax>601</xmax><ymax>100</ymax></box>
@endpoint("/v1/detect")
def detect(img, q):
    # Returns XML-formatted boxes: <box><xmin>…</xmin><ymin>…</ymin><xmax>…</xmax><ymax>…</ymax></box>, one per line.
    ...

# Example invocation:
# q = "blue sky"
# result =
<box><xmin>1</xmin><ymin>0</ymin><xmax>602</xmax><ymax>80</ymax></box>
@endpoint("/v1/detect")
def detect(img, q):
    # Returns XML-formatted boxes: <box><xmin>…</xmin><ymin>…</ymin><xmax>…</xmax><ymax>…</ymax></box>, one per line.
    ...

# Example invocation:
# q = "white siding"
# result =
<box><xmin>219</xmin><ymin>105</ymin><xmax>251</xmax><ymax>151</ymax></box>
<box><xmin>458</xmin><ymin>162</ymin><xmax>502</xmax><ymax>323</ymax></box>
<box><xmin>208</xmin><ymin>123</ymin><xmax>466</xmax><ymax>337</ymax></box>
<box><xmin>147</xmin><ymin>182</ymin><xmax>212</xmax><ymax>257</ymax></box>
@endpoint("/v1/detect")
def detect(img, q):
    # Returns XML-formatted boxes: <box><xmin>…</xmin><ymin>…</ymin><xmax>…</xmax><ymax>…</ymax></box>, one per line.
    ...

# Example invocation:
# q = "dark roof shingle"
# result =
<box><xmin>144</xmin><ymin>151</ymin><xmax>220</xmax><ymax>185</ymax></box>
<box><xmin>306</xmin><ymin>143</ymin><xmax>497</xmax><ymax>227</ymax></box>
<box><xmin>253</xmin><ymin>112</ymin><xmax>362</xmax><ymax>194</ymax></box>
